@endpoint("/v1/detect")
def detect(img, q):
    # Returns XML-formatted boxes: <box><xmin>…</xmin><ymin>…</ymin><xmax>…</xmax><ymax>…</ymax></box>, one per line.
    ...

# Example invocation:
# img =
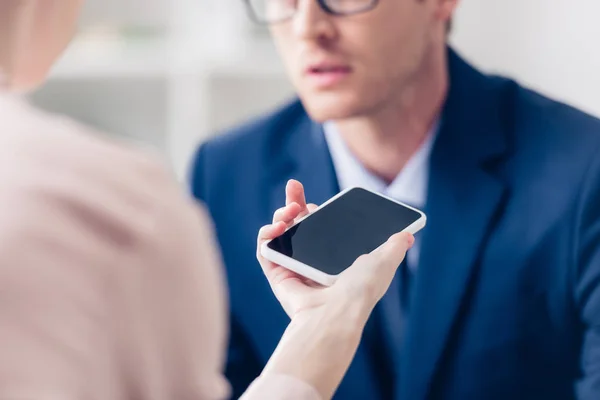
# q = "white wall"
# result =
<box><xmin>78</xmin><ymin>0</ymin><xmax>168</xmax><ymax>27</ymax></box>
<box><xmin>451</xmin><ymin>0</ymin><xmax>600</xmax><ymax>117</ymax></box>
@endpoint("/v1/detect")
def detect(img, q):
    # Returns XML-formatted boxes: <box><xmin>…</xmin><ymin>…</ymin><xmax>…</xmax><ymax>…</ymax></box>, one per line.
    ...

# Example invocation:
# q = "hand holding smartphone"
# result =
<box><xmin>261</xmin><ymin>185</ymin><xmax>426</xmax><ymax>286</ymax></box>
<box><xmin>255</xmin><ymin>181</ymin><xmax>418</xmax><ymax>400</ymax></box>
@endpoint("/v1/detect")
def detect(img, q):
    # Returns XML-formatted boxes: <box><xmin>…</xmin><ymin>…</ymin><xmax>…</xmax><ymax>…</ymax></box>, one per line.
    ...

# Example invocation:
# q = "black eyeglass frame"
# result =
<box><xmin>243</xmin><ymin>0</ymin><xmax>380</xmax><ymax>25</ymax></box>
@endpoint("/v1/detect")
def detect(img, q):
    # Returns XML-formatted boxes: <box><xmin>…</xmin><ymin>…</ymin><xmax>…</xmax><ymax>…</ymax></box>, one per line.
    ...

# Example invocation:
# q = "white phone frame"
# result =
<box><xmin>260</xmin><ymin>187</ymin><xmax>427</xmax><ymax>287</ymax></box>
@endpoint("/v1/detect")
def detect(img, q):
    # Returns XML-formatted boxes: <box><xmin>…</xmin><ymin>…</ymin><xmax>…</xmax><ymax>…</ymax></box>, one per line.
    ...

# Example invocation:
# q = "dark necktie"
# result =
<box><xmin>399</xmin><ymin>258</ymin><xmax>413</xmax><ymax>315</ymax></box>
<box><xmin>367</xmin><ymin>257</ymin><xmax>414</xmax><ymax>397</ymax></box>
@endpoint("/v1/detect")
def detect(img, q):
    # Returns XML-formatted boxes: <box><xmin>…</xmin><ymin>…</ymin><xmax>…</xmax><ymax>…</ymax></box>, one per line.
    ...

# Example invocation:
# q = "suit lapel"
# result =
<box><xmin>268</xmin><ymin>118</ymin><xmax>339</xmax><ymax>215</ymax></box>
<box><xmin>400</xmin><ymin>49</ymin><xmax>510</xmax><ymax>400</ymax></box>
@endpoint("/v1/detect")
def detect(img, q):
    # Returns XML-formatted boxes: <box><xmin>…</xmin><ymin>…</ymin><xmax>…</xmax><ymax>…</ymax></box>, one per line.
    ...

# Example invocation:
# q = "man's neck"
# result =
<box><xmin>333</xmin><ymin>48</ymin><xmax>448</xmax><ymax>184</ymax></box>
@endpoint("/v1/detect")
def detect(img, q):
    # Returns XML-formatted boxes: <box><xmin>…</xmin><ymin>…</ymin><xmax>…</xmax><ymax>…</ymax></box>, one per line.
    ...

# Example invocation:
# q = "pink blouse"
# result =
<box><xmin>0</xmin><ymin>95</ymin><xmax>320</xmax><ymax>400</ymax></box>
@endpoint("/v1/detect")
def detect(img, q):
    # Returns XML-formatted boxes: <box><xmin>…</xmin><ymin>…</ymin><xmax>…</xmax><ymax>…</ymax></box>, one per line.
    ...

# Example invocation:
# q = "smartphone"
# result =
<box><xmin>260</xmin><ymin>187</ymin><xmax>427</xmax><ymax>286</ymax></box>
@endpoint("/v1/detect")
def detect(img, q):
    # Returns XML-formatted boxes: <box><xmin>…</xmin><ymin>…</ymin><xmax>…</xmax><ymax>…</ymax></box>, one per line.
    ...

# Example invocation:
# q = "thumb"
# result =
<box><xmin>373</xmin><ymin>232</ymin><xmax>415</xmax><ymax>268</ymax></box>
<box><xmin>336</xmin><ymin>232</ymin><xmax>415</xmax><ymax>304</ymax></box>
<box><xmin>365</xmin><ymin>232</ymin><xmax>415</xmax><ymax>292</ymax></box>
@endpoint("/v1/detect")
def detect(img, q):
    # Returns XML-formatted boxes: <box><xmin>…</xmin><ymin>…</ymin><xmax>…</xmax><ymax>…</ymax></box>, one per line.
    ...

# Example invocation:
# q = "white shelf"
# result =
<box><xmin>37</xmin><ymin>26</ymin><xmax>291</xmax><ymax>180</ymax></box>
<box><xmin>49</xmin><ymin>32</ymin><xmax>284</xmax><ymax>79</ymax></box>
<box><xmin>49</xmin><ymin>34</ymin><xmax>170</xmax><ymax>79</ymax></box>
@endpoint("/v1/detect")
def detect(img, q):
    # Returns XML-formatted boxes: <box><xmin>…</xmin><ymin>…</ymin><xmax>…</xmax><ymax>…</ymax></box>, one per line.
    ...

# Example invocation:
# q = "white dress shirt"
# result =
<box><xmin>323</xmin><ymin>121</ymin><xmax>439</xmax><ymax>270</ymax></box>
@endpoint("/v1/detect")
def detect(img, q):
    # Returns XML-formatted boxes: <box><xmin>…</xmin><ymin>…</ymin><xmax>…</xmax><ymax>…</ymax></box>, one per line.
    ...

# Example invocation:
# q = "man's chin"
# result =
<box><xmin>300</xmin><ymin>94</ymin><xmax>366</xmax><ymax>123</ymax></box>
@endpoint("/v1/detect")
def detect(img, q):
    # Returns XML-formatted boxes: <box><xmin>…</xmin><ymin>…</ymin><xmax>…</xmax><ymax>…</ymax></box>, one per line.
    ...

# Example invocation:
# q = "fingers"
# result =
<box><xmin>271</xmin><ymin>202</ymin><xmax>318</xmax><ymax>230</ymax></box>
<box><xmin>295</xmin><ymin>202</ymin><xmax>319</xmax><ymax>221</ymax></box>
<box><xmin>257</xmin><ymin>221</ymin><xmax>287</xmax><ymax>247</ymax></box>
<box><xmin>258</xmin><ymin>182</ymin><xmax>316</xmax><ymax>279</ymax></box>
<box><xmin>286</xmin><ymin>179</ymin><xmax>307</xmax><ymax>210</ymax></box>
<box><xmin>256</xmin><ymin>221</ymin><xmax>287</xmax><ymax>274</ymax></box>
<box><xmin>285</xmin><ymin>180</ymin><xmax>319</xmax><ymax>221</ymax></box>
<box><xmin>272</xmin><ymin>202</ymin><xmax>302</xmax><ymax>225</ymax></box>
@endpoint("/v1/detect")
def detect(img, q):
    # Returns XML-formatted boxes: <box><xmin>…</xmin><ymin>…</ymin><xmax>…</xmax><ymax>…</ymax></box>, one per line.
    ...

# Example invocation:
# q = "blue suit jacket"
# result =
<box><xmin>190</xmin><ymin>49</ymin><xmax>600</xmax><ymax>400</ymax></box>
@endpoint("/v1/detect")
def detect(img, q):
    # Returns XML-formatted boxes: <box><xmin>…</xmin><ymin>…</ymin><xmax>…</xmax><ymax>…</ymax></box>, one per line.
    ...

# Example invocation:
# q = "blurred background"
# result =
<box><xmin>29</xmin><ymin>0</ymin><xmax>600</xmax><ymax>180</ymax></box>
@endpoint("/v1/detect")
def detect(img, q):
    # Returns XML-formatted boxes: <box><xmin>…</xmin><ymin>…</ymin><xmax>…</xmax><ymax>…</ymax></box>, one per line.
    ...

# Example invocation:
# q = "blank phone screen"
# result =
<box><xmin>267</xmin><ymin>187</ymin><xmax>423</xmax><ymax>276</ymax></box>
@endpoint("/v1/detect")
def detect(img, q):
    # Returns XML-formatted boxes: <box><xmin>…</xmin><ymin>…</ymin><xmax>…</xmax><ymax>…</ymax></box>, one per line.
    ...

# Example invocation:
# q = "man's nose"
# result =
<box><xmin>292</xmin><ymin>0</ymin><xmax>337</xmax><ymax>42</ymax></box>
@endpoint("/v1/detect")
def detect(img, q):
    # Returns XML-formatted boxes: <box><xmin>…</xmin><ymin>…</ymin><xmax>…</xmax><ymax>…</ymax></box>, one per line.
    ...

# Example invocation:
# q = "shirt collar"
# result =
<box><xmin>323</xmin><ymin>120</ymin><xmax>439</xmax><ymax>209</ymax></box>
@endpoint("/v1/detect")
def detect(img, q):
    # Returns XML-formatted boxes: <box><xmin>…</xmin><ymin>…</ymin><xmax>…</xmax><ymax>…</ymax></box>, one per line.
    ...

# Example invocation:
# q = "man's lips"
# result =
<box><xmin>305</xmin><ymin>63</ymin><xmax>352</xmax><ymax>88</ymax></box>
<box><xmin>307</xmin><ymin>65</ymin><xmax>352</xmax><ymax>73</ymax></box>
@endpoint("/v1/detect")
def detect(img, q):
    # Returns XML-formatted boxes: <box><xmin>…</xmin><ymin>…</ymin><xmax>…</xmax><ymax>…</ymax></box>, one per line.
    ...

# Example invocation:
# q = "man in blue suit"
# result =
<box><xmin>190</xmin><ymin>0</ymin><xmax>600</xmax><ymax>398</ymax></box>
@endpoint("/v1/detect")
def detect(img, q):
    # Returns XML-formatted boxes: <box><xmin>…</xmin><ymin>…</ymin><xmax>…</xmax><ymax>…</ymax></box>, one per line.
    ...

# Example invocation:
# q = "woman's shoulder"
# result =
<box><xmin>0</xmin><ymin>95</ymin><xmax>161</xmax><ymax>165</ymax></box>
<box><xmin>0</xmin><ymin>95</ymin><xmax>191</xmax><ymax>254</ymax></box>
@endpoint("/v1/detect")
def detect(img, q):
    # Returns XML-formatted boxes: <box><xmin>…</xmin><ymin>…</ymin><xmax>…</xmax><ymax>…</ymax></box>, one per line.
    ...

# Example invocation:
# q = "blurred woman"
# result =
<box><xmin>0</xmin><ymin>1</ymin><xmax>413</xmax><ymax>399</ymax></box>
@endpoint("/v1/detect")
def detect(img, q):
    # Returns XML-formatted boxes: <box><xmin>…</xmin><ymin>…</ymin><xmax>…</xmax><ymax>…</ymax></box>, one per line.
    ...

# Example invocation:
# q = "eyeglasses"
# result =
<box><xmin>244</xmin><ymin>0</ymin><xmax>380</xmax><ymax>25</ymax></box>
